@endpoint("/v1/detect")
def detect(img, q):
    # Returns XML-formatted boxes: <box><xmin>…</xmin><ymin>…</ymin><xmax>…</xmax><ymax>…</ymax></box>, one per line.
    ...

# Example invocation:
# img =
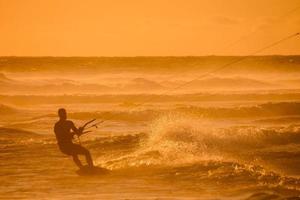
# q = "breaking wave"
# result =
<box><xmin>82</xmin><ymin>114</ymin><xmax>300</xmax><ymax>194</ymax></box>
<box><xmin>94</xmin><ymin>114</ymin><xmax>300</xmax><ymax>168</ymax></box>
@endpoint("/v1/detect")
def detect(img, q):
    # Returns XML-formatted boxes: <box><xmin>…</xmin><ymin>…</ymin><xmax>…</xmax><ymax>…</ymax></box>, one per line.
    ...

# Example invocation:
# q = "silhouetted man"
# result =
<box><xmin>54</xmin><ymin>108</ymin><xmax>94</xmax><ymax>169</ymax></box>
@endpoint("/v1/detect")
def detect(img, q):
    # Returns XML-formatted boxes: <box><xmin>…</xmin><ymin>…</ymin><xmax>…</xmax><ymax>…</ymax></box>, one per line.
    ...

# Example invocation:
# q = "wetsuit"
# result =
<box><xmin>54</xmin><ymin>120</ymin><xmax>93</xmax><ymax>168</ymax></box>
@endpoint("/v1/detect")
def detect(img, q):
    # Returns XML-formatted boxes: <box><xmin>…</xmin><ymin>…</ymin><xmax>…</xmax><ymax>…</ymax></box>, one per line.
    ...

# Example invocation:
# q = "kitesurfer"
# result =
<box><xmin>54</xmin><ymin>108</ymin><xmax>94</xmax><ymax>169</ymax></box>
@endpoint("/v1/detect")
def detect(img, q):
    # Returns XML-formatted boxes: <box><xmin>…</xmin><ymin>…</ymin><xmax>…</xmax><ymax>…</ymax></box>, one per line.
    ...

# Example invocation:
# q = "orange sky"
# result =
<box><xmin>0</xmin><ymin>0</ymin><xmax>299</xmax><ymax>56</ymax></box>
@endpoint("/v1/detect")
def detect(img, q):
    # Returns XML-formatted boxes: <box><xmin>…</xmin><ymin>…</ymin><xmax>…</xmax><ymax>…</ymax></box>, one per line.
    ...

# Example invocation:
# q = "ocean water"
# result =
<box><xmin>1</xmin><ymin>57</ymin><xmax>300</xmax><ymax>199</ymax></box>
<box><xmin>1</xmin><ymin>102</ymin><xmax>300</xmax><ymax>200</ymax></box>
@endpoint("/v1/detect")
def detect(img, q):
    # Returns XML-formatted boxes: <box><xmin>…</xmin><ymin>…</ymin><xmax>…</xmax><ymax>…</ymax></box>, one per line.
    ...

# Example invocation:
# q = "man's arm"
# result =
<box><xmin>70</xmin><ymin>121</ymin><xmax>83</xmax><ymax>136</ymax></box>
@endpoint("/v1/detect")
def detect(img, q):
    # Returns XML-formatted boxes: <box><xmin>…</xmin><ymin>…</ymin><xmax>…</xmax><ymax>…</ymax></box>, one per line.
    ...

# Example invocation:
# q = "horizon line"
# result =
<box><xmin>0</xmin><ymin>54</ymin><xmax>300</xmax><ymax>58</ymax></box>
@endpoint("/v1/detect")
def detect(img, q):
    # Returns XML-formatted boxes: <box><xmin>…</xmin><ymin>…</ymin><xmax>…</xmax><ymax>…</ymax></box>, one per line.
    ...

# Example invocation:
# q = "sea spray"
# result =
<box><xmin>98</xmin><ymin>113</ymin><xmax>300</xmax><ymax>174</ymax></box>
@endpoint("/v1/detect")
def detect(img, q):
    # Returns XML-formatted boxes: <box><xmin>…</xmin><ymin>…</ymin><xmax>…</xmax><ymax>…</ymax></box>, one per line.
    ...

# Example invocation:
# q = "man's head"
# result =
<box><xmin>58</xmin><ymin>108</ymin><xmax>67</xmax><ymax>120</ymax></box>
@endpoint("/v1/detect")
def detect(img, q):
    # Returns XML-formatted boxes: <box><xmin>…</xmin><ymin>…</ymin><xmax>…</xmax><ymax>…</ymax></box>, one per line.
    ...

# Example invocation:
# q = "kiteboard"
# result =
<box><xmin>76</xmin><ymin>165</ymin><xmax>110</xmax><ymax>176</ymax></box>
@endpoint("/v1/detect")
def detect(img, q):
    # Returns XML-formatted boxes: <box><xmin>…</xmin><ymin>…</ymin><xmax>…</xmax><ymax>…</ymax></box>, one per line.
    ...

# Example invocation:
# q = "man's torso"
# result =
<box><xmin>54</xmin><ymin>120</ymin><xmax>74</xmax><ymax>145</ymax></box>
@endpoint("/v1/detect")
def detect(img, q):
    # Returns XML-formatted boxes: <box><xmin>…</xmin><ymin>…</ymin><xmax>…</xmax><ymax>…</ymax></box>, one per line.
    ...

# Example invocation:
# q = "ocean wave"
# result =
<box><xmin>254</xmin><ymin>116</ymin><xmax>300</xmax><ymax>124</ymax></box>
<box><xmin>0</xmin><ymin>127</ymin><xmax>45</xmax><ymax>146</ymax></box>
<box><xmin>80</xmin><ymin>114</ymin><xmax>300</xmax><ymax>194</ymax></box>
<box><xmin>93</xmin><ymin>114</ymin><xmax>300</xmax><ymax>169</ymax></box>
<box><xmin>176</xmin><ymin>102</ymin><xmax>300</xmax><ymax>119</ymax></box>
<box><xmin>0</xmin><ymin>104</ymin><xmax>19</xmax><ymax>115</ymax></box>
<box><xmin>22</xmin><ymin>102</ymin><xmax>300</xmax><ymax>124</ymax></box>
<box><xmin>0</xmin><ymin>127</ymin><xmax>42</xmax><ymax>138</ymax></box>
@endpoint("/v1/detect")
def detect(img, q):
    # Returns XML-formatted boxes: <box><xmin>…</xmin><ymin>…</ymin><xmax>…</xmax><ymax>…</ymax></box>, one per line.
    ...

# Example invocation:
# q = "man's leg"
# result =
<box><xmin>72</xmin><ymin>154</ymin><xmax>83</xmax><ymax>169</ymax></box>
<box><xmin>84</xmin><ymin>149</ymin><xmax>94</xmax><ymax>167</ymax></box>
<box><xmin>72</xmin><ymin>144</ymin><xmax>94</xmax><ymax>167</ymax></box>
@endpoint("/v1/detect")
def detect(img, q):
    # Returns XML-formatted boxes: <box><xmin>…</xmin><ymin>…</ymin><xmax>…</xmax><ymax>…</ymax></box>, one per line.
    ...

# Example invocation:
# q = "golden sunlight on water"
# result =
<box><xmin>1</xmin><ymin>56</ymin><xmax>300</xmax><ymax>200</ymax></box>
<box><xmin>1</xmin><ymin>1</ymin><xmax>300</xmax><ymax>200</ymax></box>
